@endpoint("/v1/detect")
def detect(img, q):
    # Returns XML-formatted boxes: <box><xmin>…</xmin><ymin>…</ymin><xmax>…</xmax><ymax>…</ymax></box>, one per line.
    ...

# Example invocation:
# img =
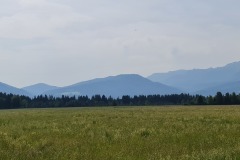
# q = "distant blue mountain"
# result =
<box><xmin>44</xmin><ymin>74</ymin><xmax>182</xmax><ymax>97</ymax></box>
<box><xmin>2</xmin><ymin>61</ymin><xmax>240</xmax><ymax>97</ymax></box>
<box><xmin>22</xmin><ymin>83</ymin><xmax>59</xmax><ymax>96</ymax></box>
<box><xmin>0</xmin><ymin>82</ymin><xmax>31</xmax><ymax>96</ymax></box>
<box><xmin>194</xmin><ymin>81</ymin><xmax>240</xmax><ymax>96</ymax></box>
<box><xmin>148</xmin><ymin>61</ymin><xmax>240</xmax><ymax>95</ymax></box>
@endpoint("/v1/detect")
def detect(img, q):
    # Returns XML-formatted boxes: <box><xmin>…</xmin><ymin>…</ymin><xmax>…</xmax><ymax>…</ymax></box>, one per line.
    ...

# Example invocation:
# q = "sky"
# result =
<box><xmin>1</xmin><ymin>0</ymin><xmax>240</xmax><ymax>87</ymax></box>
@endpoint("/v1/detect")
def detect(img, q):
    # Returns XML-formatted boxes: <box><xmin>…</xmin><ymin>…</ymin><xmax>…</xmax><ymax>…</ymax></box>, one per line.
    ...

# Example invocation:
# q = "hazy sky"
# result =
<box><xmin>1</xmin><ymin>0</ymin><xmax>240</xmax><ymax>87</ymax></box>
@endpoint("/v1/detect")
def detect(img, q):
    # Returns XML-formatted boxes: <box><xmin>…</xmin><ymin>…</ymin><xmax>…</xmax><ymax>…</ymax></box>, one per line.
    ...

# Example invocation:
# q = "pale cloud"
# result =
<box><xmin>0</xmin><ymin>0</ymin><xmax>240</xmax><ymax>87</ymax></box>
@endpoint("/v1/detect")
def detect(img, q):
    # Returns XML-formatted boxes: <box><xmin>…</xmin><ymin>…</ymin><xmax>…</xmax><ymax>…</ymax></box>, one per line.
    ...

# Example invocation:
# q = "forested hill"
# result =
<box><xmin>0</xmin><ymin>92</ymin><xmax>240</xmax><ymax>109</ymax></box>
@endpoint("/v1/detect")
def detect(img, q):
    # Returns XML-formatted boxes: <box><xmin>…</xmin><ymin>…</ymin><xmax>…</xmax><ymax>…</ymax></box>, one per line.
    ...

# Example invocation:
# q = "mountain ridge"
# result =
<box><xmin>1</xmin><ymin>61</ymin><xmax>240</xmax><ymax>97</ymax></box>
<box><xmin>194</xmin><ymin>81</ymin><xmax>240</xmax><ymax>96</ymax></box>
<box><xmin>44</xmin><ymin>74</ymin><xmax>182</xmax><ymax>97</ymax></box>
<box><xmin>148</xmin><ymin>61</ymin><xmax>240</xmax><ymax>95</ymax></box>
<box><xmin>22</xmin><ymin>83</ymin><xmax>59</xmax><ymax>96</ymax></box>
<box><xmin>0</xmin><ymin>82</ymin><xmax>31</xmax><ymax>97</ymax></box>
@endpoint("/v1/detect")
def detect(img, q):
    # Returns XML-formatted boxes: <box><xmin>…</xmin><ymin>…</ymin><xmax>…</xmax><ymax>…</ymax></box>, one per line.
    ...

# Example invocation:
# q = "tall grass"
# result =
<box><xmin>0</xmin><ymin>106</ymin><xmax>240</xmax><ymax>159</ymax></box>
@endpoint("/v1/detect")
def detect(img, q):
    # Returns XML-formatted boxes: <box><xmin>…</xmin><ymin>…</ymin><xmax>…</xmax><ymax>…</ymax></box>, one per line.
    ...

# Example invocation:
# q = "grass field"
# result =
<box><xmin>1</xmin><ymin>106</ymin><xmax>240</xmax><ymax>159</ymax></box>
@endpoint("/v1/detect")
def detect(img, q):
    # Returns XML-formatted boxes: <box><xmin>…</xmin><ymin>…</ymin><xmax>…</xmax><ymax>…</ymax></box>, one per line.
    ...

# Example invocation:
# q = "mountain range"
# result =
<box><xmin>0</xmin><ymin>74</ymin><xmax>181</xmax><ymax>98</ymax></box>
<box><xmin>43</xmin><ymin>74</ymin><xmax>181</xmax><ymax>97</ymax></box>
<box><xmin>0</xmin><ymin>61</ymin><xmax>240</xmax><ymax>97</ymax></box>
<box><xmin>0</xmin><ymin>82</ymin><xmax>31</xmax><ymax>97</ymax></box>
<box><xmin>22</xmin><ymin>83</ymin><xmax>59</xmax><ymax>96</ymax></box>
<box><xmin>148</xmin><ymin>61</ymin><xmax>240</xmax><ymax>95</ymax></box>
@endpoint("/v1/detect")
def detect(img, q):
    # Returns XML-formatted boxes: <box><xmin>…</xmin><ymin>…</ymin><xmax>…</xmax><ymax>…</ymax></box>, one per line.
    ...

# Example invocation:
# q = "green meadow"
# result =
<box><xmin>1</xmin><ymin>106</ymin><xmax>240</xmax><ymax>159</ymax></box>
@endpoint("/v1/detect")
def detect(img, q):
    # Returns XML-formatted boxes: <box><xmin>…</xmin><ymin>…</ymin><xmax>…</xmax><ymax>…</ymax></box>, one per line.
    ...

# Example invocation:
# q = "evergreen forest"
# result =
<box><xmin>0</xmin><ymin>92</ymin><xmax>240</xmax><ymax>109</ymax></box>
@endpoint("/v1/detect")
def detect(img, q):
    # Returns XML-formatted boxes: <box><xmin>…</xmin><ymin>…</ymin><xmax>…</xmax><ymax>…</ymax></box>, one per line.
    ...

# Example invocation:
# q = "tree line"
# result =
<box><xmin>0</xmin><ymin>92</ymin><xmax>240</xmax><ymax>109</ymax></box>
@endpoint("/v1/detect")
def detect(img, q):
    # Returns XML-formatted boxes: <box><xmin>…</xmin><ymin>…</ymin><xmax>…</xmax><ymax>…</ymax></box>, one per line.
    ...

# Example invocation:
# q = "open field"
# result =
<box><xmin>1</xmin><ymin>106</ymin><xmax>240</xmax><ymax>159</ymax></box>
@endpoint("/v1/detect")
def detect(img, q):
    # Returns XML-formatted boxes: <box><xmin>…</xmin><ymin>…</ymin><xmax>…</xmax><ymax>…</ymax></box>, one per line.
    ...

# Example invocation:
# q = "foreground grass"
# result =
<box><xmin>1</xmin><ymin>106</ymin><xmax>240</xmax><ymax>159</ymax></box>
